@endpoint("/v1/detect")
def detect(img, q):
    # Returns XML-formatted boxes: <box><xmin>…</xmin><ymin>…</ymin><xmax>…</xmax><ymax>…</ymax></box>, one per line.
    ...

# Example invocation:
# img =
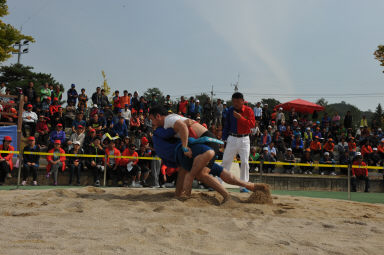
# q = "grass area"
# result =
<box><xmin>0</xmin><ymin>185</ymin><xmax>383</xmax><ymax>204</ymax></box>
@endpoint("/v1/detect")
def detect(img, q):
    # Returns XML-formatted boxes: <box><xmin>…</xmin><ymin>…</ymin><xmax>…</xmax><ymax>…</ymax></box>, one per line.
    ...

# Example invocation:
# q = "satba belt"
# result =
<box><xmin>229</xmin><ymin>133</ymin><xmax>249</xmax><ymax>138</ymax></box>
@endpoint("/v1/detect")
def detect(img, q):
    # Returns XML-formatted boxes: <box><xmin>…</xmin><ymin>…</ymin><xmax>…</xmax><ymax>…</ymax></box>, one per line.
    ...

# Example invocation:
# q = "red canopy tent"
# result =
<box><xmin>274</xmin><ymin>99</ymin><xmax>324</xmax><ymax>114</ymax></box>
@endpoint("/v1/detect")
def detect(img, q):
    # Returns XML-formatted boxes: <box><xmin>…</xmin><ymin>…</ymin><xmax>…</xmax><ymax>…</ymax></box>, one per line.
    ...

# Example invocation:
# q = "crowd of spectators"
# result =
<box><xmin>0</xmin><ymin>81</ymin><xmax>381</xmax><ymax>192</ymax></box>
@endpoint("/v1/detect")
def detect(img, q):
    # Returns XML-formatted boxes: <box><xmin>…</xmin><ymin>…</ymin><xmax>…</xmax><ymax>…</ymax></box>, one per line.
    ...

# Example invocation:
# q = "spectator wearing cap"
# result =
<box><xmin>177</xmin><ymin>96</ymin><xmax>188</xmax><ymax>117</ymax></box>
<box><xmin>323</xmin><ymin>138</ymin><xmax>335</xmax><ymax>156</ymax></box>
<box><xmin>52</xmin><ymin>85</ymin><xmax>62</xmax><ymax>102</ymax></box>
<box><xmin>253</xmin><ymin>102</ymin><xmax>262</xmax><ymax>122</ymax></box>
<box><xmin>283</xmin><ymin>148</ymin><xmax>295</xmax><ymax>174</ymax></box>
<box><xmin>23</xmin><ymin>81</ymin><xmax>37</xmax><ymax>106</ymax></box>
<box><xmin>36</xmin><ymin>115</ymin><xmax>49</xmax><ymax>146</ymax></box>
<box><xmin>0</xmin><ymin>136</ymin><xmax>15</xmax><ymax>183</ymax></box>
<box><xmin>68</xmin><ymin>141</ymin><xmax>84</xmax><ymax>185</ymax></box>
<box><xmin>22</xmin><ymin>137</ymin><xmax>40</xmax><ymax>186</ymax></box>
<box><xmin>288</xmin><ymin>108</ymin><xmax>298</xmax><ymax>125</ymax></box>
<box><xmin>313</xmin><ymin>126</ymin><xmax>322</xmax><ymax>139</ymax></box>
<box><xmin>87</xmin><ymin>113</ymin><xmax>104</xmax><ymax>132</ymax></box>
<box><xmin>120</xmin><ymin>143</ymin><xmax>140</xmax><ymax>187</ymax></box>
<box><xmin>370</xmin><ymin>148</ymin><xmax>381</xmax><ymax>166</ymax></box>
<box><xmin>49</xmin><ymin>123</ymin><xmax>66</xmax><ymax>146</ymax></box>
<box><xmin>300</xmin><ymin>148</ymin><xmax>314</xmax><ymax>174</ymax></box>
<box><xmin>72</xmin><ymin>112</ymin><xmax>86</xmax><ymax>133</ymax></box>
<box><xmin>104</xmin><ymin>140</ymin><xmax>121</xmax><ymax>186</ymax></box>
<box><xmin>89</xmin><ymin>104</ymin><xmax>99</xmax><ymax>117</ymax></box>
<box><xmin>92</xmin><ymin>87</ymin><xmax>102</xmax><ymax>107</ymax></box>
<box><xmin>130</xmin><ymin>91</ymin><xmax>140</xmax><ymax>111</ymax></box>
<box><xmin>67</xmin><ymin>84</ymin><xmax>78</xmax><ymax>105</ymax></box>
<box><xmin>85</xmin><ymin>137</ymin><xmax>104</xmax><ymax>187</ymax></box>
<box><xmin>259</xmin><ymin>146</ymin><xmax>275</xmax><ymax>173</ymax></box>
<box><xmin>113</xmin><ymin>117</ymin><xmax>129</xmax><ymax>138</ymax></box>
<box><xmin>275</xmin><ymin>107</ymin><xmax>285</xmax><ymax>126</ymax></box>
<box><xmin>351</xmin><ymin>152</ymin><xmax>369</xmax><ymax>192</ymax></box>
<box><xmin>112</xmin><ymin>90</ymin><xmax>122</xmax><ymax>114</ymax></box>
<box><xmin>78</xmin><ymin>88</ymin><xmax>88</xmax><ymax>108</ymax></box>
<box><xmin>3</xmin><ymin>100</ymin><xmax>17</xmax><ymax>122</ymax></box>
<box><xmin>310</xmin><ymin>136</ymin><xmax>322</xmax><ymax>157</ymax></box>
<box><xmin>68</xmin><ymin>125</ymin><xmax>85</xmax><ymax>150</ymax></box>
<box><xmin>337</xmin><ymin>137</ymin><xmax>349</xmax><ymax>154</ymax></box>
<box><xmin>40</xmin><ymin>83</ymin><xmax>51</xmax><ymax>101</ymax></box>
<box><xmin>303</xmin><ymin>127</ymin><xmax>313</xmax><ymax>145</ymax></box>
<box><xmin>22</xmin><ymin>104</ymin><xmax>38</xmax><ymax>137</ymax></box>
<box><xmin>319</xmin><ymin>152</ymin><xmax>336</xmax><ymax>175</ymax></box>
<box><xmin>49</xmin><ymin>97</ymin><xmax>61</xmax><ymax>116</ymax></box>
<box><xmin>291</xmin><ymin>135</ymin><xmax>304</xmax><ymax>157</ymax></box>
<box><xmin>51</xmin><ymin>106</ymin><xmax>65</xmax><ymax>128</ymax></box>
<box><xmin>83</xmin><ymin>128</ymin><xmax>97</xmax><ymax>151</ymax></box>
<box><xmin>47</xmin><ymin>140</ymin><xmax>66</xmax><ymax>185</ymax></box>
<box><xmin>361</xmin><ymin>140</ymin><xmax>373</xmax><ymax>162</ymax></box>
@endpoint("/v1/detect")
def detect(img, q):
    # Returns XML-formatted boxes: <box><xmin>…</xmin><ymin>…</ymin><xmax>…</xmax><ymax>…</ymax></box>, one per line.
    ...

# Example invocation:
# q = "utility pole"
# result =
<box><xmin>231</xmin><ymin>73</ymin><xmax>240</xmax><ymax>92</ymax></box>
<box><xmin>12</xmin><ymin>26</ymin><xmax>30</xmax><ymax>64</ymax></box>
<box><xmin>210</xmin><ymin>85</ymin><xmax>215</xmax><ymax>107</ymax></box>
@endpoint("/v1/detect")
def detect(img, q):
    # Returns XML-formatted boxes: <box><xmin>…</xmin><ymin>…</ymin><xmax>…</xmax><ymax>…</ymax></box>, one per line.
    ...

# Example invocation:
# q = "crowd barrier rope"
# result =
<box><xmin>1</xmin><ymin>149</ymin><xmax>381</xmax><ymax>200</ymax></box>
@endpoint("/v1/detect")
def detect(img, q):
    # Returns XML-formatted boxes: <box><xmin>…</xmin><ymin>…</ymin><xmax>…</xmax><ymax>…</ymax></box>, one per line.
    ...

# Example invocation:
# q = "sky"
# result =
<box><xmin>3</xmin><ymin>0</ymin><xmax>384</xmax><ymax>110</ymax></box>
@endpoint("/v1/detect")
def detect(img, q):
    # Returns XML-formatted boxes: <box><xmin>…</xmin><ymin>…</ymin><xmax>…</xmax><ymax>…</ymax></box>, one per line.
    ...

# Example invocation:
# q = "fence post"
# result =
<box><xmin>16</xmin><ymin>95</ymin><xmax>24</xmax><ymax>189</ymax></box>
<box><xmin>103</xmin><ymin>154</ymin><xmax>107</xmax><ymax>187</ymax></box>
<box><xmin>347</xmin><ymin>164</ymin><xmax>351</xmax><ymax>200</ymax></box>
<box><xmin>260</xmin><ymin>160</ymin><xmax>264</xmax><ymax>183</ymax></box>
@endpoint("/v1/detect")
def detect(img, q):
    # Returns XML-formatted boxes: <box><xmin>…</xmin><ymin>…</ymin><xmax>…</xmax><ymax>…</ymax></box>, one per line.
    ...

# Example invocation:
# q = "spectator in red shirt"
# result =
<box><xmin>46</xmin><ymin>140</ymin><xmax>66</xmax><ymax>186</ymax></box>
<box><xmin>351</xmin><ymin>152</ymin><xmax>369</xmax><ymax>192</ymax></box>
<box><xmin>160</xmin><ymin>164</ymin><xmax>178</xmax><ymax>187</ymax></box>
<box><xmin>361</xmin><ymin>140</ymin><xmax>373</xmax><ymax>162</ymax></box>
<box><xmin>177</xmin><ymin>96</ymin><xmax>188</xmax><ymax>116</ymax></box>
<box><xmin>36</xmin><ymin>115</ymin><xmax>49</xmax><ymax>147</ymax></box>
<box><xmin>104</xmin><ymin>140</ymin><xmax>121</xmax><ymax>186</ymax></box>
<box><xmin>0</xmin><ymin>136</ymin><xmax>15</xmax><ymax>183</ymax></box>
<box><xmin>120</xmin><ymin>143</ymin><xmax>140</xmax><ymax>187</ymax></box>
<box><xmin>49</xmin><ymin>97</ymin><xmax>61</xmax><ymax>116</ymax></box>
<box><xmin>112</xmin><ymin>90</ymin><xmax>122</xmax><ymax>114</ymax></box>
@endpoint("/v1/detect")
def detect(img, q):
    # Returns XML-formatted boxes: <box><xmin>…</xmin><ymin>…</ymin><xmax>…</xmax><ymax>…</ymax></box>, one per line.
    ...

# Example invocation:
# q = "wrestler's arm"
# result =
<box><xmin>173</xmin><ymin>120</ymin><xmax>190</xmax><ymax>154</ymax></box>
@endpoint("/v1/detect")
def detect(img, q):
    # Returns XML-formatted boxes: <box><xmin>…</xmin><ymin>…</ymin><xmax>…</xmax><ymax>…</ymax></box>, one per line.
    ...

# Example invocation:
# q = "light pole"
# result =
<box><xmin>12</xmin><ymin>40</ymin><xmax>29</xmax><ymax>64</ymax></box>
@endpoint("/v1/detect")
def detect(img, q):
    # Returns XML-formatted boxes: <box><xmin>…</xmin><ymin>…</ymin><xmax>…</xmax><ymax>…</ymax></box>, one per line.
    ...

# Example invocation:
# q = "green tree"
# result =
<box><xmin>374</xmin><ymin>45</ymin><xmax>384</xmax><ymax>73</ymax></box>
<box><xmin>0</xmin><ymin>63</ymin><xmax>63</xmax><ymax>96</ymax></box>
<box><xmin>372</xmin><ymin>103</ymin><xmax>383</xmax><ymax>128</ymax></box>
<box><xmin>143</xmin><ymin>87</ymin><xmax>165</xmax><ymax>104</ymax></box>
<box><xmin>316</xmin><ymin>98</ymin><xmax>328</xmax><ymax>107</ymax></box>
<box><xmin>0</xmin><ymin>0</ymin><xmax>35</xmax><ymax>62</ymax></box>
<box><xmin>261</xmin><ymin>98</ymin><xmax>280</xmax><ymax>111</ymax></box>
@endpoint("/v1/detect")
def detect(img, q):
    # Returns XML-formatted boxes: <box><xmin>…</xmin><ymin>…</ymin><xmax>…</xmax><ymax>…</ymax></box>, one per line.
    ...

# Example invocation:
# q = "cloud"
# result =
<box><xmin>187</xmin><ymin>0</ymin><xmax>294</xmax><ymax>93</ymax></box>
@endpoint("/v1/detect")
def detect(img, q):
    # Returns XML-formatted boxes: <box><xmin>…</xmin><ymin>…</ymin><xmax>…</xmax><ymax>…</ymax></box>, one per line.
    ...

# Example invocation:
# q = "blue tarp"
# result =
<box><xmin>0</xmin><ymin>125</ymin><xmax>18</xmax><ymax>150</ymax></box>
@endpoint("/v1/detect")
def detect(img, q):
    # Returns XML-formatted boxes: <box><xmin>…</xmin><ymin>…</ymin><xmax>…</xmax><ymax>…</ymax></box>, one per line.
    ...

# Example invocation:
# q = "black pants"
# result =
<box><xmin>88</xmin><ymin>164</ymin><xmax>103</xmax><ymax>182</ymax></box>
<box><xmin>107</xmin><ymin>165</ymin><xmax>123</xmax><ymax>184</ymax></box>
<box><xmin>22</xmin><ymin>164</ymin><xmax>38</xmax><ymax>181</ymax></box>
<box><xmin>22</xmin><ymin>122</ymin><xmax>36</xmax><ymax>136</ymax></box>
<box><xmin>0</xmin><ymin>161</ymin><xmax>11</xmax><ymax>183</ymax></box>
<box><xmin>69</xmin><ymin>164</ymin><xmax>81</xmax><ymax>184</ymax></box>
<box><xmin>351</xmin><ymin>175</ymin><xmax>370</xmax><ymax>192</ymax></box>
<box><xmin>37</xmin><ymin>133</ymin><xmax>49</xmax><ymax>146</ymax></box>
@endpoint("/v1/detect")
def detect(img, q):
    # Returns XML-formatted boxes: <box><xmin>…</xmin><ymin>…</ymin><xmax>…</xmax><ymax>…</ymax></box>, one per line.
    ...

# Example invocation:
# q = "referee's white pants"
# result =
<box><xmin>222</xmin><ymin>135</ymin><xmax>250</xmax><ymax>184</ymax></box>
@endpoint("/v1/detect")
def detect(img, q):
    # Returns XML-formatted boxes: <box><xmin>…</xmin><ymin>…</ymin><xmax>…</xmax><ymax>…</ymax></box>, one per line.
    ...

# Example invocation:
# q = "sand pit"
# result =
<box><xmin>0</xmin><ymin>187</ymin><xmax>383</xmax><ymax>255</ymax></box>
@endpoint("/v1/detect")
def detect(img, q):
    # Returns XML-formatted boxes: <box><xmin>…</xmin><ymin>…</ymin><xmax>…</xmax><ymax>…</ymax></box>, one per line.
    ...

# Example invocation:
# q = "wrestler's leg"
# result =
<box><xmin>182</xmin><ymin>150</ymin><xmax>214</xmax><ymax>196</ymax></box>
<box><xmin>196</xmin><ymin>167</ymin><xmax>230</xmax><ymax>201</ymax></box>
<box><xmin>175</xmin><ymin>167</ymin><xmax>187</xmax><ymax>197</ymax></box>
<box><xmin>219</xmin><ymin>169</ymin><xmax>268</xmax><ymax>192</ymax></box>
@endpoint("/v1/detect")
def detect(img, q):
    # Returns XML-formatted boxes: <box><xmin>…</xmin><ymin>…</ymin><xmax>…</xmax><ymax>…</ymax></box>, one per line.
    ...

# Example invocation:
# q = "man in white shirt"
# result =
<box><xmin>0</xmin><ymin>82</ymin><xmax>7</xmax><ymax>95</ymax></box>
<box><xmin>253</xmin><ymin>102</ymin><xmax>263</xmax><ymax>122</ymax></box>
<box><xmin>22</xmin><ymin>104</ymin><xmax>38</xmax><ymax>137</ymax></box>
<box><xmin>121</xmin><ymin>104</ymin><xmax>131</xmax><ymax>125</ymax></box>
<box><xmin>67</xmin><ymin>125</ymin><xmax>86</xmax><ymax>150</ymax></box>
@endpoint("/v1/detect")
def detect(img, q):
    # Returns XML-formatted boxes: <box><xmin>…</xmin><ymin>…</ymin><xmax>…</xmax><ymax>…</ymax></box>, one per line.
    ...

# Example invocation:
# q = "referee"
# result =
<box><xmin>222</xmin><ymin>92</ymin><xmax>256</xmax><ymax>192</ymax></box>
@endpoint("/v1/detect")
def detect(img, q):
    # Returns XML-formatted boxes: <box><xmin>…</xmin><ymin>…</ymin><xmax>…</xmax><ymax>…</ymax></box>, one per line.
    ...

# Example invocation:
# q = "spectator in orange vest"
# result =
<box><xmin>351</xmin><ymin>152</ymin><xmax>369</xmax><ymax>192</ymax></box>
<box><xmin>46</xmin><ymin>140</ymin><xmax>66</xmax><ymax>186</ymax></box>
<box><xmin>0</xmin><ymin>136</ymin><xmax>15</xmax><ymax>184</ymax></box>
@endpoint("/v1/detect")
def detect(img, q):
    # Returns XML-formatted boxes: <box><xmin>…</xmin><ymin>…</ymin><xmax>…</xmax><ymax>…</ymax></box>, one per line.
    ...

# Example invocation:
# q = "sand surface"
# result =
<box><xmin>0</xmin><ymin>187</ymin><xmax>383</xmax><ymax>255</ymax></box>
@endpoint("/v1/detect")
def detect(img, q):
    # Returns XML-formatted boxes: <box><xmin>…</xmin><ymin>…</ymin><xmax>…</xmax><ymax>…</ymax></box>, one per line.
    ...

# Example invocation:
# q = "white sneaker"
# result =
<box><xmin>134</xmin><ymin>182</ymin><xmax>143</xmax><ymax>188</ymax></box>
<box><xmin>330</xmin><ymin>172</ymin><xmax>336</xmax><ymax>176</ymax></box>
<box><xmin>321</xmin><ymin>172</ymin><xmax>325</xmax><ymax>175</ymax></box>
<box><xmin>308</xmin><ymin>171</ymin><xmax>313</xmax><ymax>175</ymax></box>
<box><xmin>21</xmin><ymin>180</ymin><xmax>26</xmax><ymax>186</ymax></box>
<box><xmin>304</xmin><ymin>171</ymin><xmax>308</xmax><ymax>175</ymax></box>
<box><xmin>33</xmin><ymin>181</ymin><xmax>37</xmax><ymax>186</ymax></box>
